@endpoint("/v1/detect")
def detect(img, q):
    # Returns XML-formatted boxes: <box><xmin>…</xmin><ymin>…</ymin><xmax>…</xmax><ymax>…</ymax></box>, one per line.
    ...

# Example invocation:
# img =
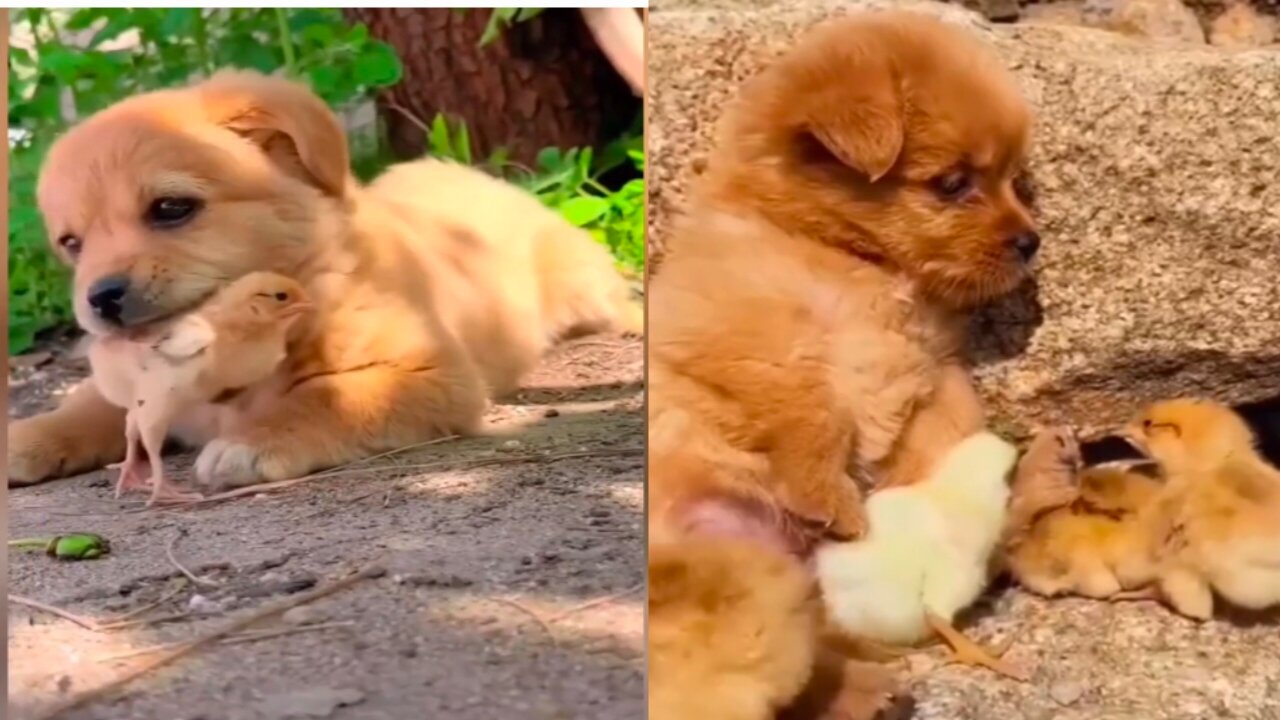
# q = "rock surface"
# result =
<box><xmin>1082</xmin><ymin>0</ymin><xmax>1207</xmax><ymax>43</ymax></box>
<box><xmin>1209</xmin><ymin>0</ymin><xmax>1278</xmax><ymax>45</ymax></box>
<box><xmin>648</xmin><ymin>0</ymin><xmax>1280</xmax><ymax>437</ymax></box>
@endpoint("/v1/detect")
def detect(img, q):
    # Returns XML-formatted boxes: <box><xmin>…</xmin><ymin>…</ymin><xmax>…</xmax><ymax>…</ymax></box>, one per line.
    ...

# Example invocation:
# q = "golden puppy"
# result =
<box><xmin>650</xmin><ymin>9</ymin><xmax>1037</xmax><ymax>541</ymax></box>
<box><xmin>649</xmin><ymin>9</ymin><xmax>1039</xmax><ymax>716</ymax></box>
<box><xmin>10</xmin><ymin>70</ymin><xmax>641</xmax><ymax>490</ymax></box>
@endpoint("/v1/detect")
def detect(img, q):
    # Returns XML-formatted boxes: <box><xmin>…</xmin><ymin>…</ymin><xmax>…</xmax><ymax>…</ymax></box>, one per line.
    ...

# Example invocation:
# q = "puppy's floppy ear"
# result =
<box><xmin>802</xmin><ymin>70</ymin><xmax>904</xmax><ymax>183</ymax></box>
<box><xmin>198</xmin><ymin>70</ymin><xmax>350</xmax><ymax>197</ymax></box>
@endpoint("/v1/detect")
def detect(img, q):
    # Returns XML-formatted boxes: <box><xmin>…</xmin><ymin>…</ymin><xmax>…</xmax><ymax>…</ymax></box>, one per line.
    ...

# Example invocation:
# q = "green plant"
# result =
<box><xmin>8</xmin><ymin>8</ymin><xmax>403</xmax><ymax>352</ymax></box>
<box><xmin>426</xmin><ymin>112</ymin><xmax>511</xmax><ymax>172</ymax></box>
<box><xmin>477</xmin><ymin>8</ymin><xmax>545</xmax><ymax>46</ymax></box>
<box><xmin>521</xmin><ymin>140</ymin><xmax>645</xmax><ymax>276</ymax></box>
<box><xmin>418</xmin><ymin>112</ymin><xmax>644</xmax><ymax>277</ymax></box>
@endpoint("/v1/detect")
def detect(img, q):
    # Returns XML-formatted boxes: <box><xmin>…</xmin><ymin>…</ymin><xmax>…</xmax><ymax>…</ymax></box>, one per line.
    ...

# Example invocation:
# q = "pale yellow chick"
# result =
<box><xmin>1118</xmin><ymin>397</ymin><xmax>1280</xmax><ymax>619</ymax></box>
<box><xmin>816</xmin><ymin>430</ymin><xmax>1026</xmax><ymax>680</ymax></box>
<box><xmin>88</xmin><ymin>272</ymin><xmax>312</xmax><ymax>505</ymax></box>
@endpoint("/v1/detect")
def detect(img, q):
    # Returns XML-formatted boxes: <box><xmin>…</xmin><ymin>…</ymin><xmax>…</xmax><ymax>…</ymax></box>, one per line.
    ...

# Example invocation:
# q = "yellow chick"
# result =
<box><xmin>649</xmin><ymin>535</ymin><xmax>819</xmax><ymax>720</ymax></box>
<box><xmin>1118</xmin><ymin>397</ymin><xmax>1280</xmax><ymax>619</ymax></box>
<box><xmin>1007</xmin><ymin>463</ymin><xmax>1163</xmax><ymax>600</ymax></box>
<box><xmin>89</xmin><ymin>272</ymin><xmax>312</xmax><ymax>506</ymax></box>
<box><xmin>816</xmin><ymin>430</ymin><xmax>1025</xmax><ymax>680</ymax></box>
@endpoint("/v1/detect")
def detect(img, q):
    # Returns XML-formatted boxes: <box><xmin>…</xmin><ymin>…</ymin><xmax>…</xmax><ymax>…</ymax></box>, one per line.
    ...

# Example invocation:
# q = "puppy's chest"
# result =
<box><xmin>826</xmin><ymin>287</ymin><xmax>950</xmax><ymax>411</ymax></box>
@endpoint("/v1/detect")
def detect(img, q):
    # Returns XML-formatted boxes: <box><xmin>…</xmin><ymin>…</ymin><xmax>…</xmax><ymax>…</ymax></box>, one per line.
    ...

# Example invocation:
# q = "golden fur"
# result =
<box><xmin>1007</xmin><ymin>464</ymin><xmax>1163</xmax><ymax>599</ymax></box>
<box><xmin>649</xmin><ymin>534</ymin><xmax>820</xmax><ymax>720</ymax></box>
<box><xmin>9</xmin><ymin>70</ymin><xmax>641</xmax><ymax>489</ymax></box>
<box><xmin>1116</xmin><ymin>398</ymin><xmax>1280</xmax><ymax>618</ymax></box>
<box><xmin>648</xmin><ymin>11</ymin><xmax>1038</xmax><ymax>718</ymax></box>
<box><xmin>649</xmin><ymin>12</ymin><xmax>1035</xmax><ymax>541</ymax></box>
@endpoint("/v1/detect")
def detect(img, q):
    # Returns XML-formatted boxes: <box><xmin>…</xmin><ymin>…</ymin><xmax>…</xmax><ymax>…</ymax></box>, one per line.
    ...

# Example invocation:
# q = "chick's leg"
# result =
<box><xmin>1108</xmin><ymin>586</ymin><xmax>1163</xmax><ymax>602</ymax></box>
<box><xmin>109</xmin><ymin>413</ymin><xmax>150</xmax><ymax>498</ymax></box>
<box><xmin>925</xmin><ymin>611</ymin><xmax>1030</xmax><ymax>682</ymax></box>
<box><xmin>137</xmin><ymin>408</ymin><xmax>202</xmax><ymax>506</ymax></box>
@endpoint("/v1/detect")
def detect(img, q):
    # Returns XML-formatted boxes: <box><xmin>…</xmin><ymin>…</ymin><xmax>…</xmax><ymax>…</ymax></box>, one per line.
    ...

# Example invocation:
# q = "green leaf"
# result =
<box><xmin>479</xmin><ymin>8</ymin><xmax>520</xmax><ymax>46</ymax></box>
<box><xmin>429</xmin><ymin>114</ymin><xmax>454</xmax><ymax>159</ymax></box>
<box><xmin>535</xmin><ymin>147</ymin><xmax>563</xmax><ymax>174</ymax></box>
<box><xmin>9</xmin><ymin>47</ymin><xmax>34</xmax><ymax>68</ymax></box>
<box><xmin>515</xmin><ymin>8</ymin><xmax>545</xmax><ymax>22</ymax></box>
<box><xmin>88</xmin><ymin>9</ymin><xmax>136</xmax><ymax>48</ymax></box>
<box><xmin>557</xmin><ymin>196</ymin><xmax>611</xmax><ymax>227</ymax></box>
<box><xmin>160</xmin><ymin>8</ymin><xmax>198</xmax><ymax>37</ymax></box>
<box><xmin>307</xmin><ymin>65</ymin><xmax>342</xmax><ymax>101</ymax></box>
<box><xmin>345</xmin><ymin>23</ymin><xmax>370</xmax><ymax>46</ymax></box>
<box><xmin>38</xmin><ymin>48</ymin><xmax>86</xmax><ymax>80</ymax></box>
<box><xmin>9</xmin><ymin>318</ymin><xmax>39</xmax><ymax>355</ymax></box>
<box><xmin>353</xmin><ymin>41</ymin><xmax>403</xmax><ymax>88</ymax></box>
<box><xmin>456</xmin><ymin>122</ymin><xmax>473</xmax><ymax>166</ymax></box>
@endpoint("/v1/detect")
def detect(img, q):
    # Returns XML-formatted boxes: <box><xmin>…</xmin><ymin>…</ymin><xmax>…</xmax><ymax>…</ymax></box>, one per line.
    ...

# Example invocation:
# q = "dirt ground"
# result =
<box><xmin>8</xmin><ymin>334</ymin><xmax>644</xmax><ymax>720</ymax></box>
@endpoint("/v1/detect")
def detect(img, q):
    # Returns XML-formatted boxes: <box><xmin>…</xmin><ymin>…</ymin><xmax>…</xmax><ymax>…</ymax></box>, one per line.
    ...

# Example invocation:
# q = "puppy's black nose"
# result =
<box><xmin>1009</xmin><ymin>231</ymin><xmax>1040</xmax><ymax>262</ymax></box>
<box><xmin>87</xmin><ymin>275</ymin><xmax>130</xmax><ymax>324</ymax></box>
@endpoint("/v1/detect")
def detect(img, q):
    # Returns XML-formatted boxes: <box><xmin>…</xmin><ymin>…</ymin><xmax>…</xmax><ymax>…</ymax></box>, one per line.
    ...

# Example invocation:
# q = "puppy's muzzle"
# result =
<box><xmin>1007</xmin><ymin>231</ymin><xmax>1041</xmax><ymax>263</ymax></box>
<box><xmin>86</xmin><ymin>274</ymin><xmax>152</xmax><ymax>326</ymax></box>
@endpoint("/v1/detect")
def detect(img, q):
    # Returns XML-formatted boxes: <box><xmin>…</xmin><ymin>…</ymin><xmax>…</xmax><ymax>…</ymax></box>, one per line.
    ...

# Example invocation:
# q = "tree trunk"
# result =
<box><xmin>344</xmin><ymin>8</ymin><xmax>641</xmax><ymax>166</ymax></box>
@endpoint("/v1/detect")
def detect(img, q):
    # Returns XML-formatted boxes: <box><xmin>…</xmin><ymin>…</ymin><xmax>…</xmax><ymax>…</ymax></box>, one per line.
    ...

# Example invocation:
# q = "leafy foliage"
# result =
<box><xmin>423</xmin><ymin>114</ymin><xmax>645</xmax><ymax>277</ymax></box>
<box><xmin>477</xmin><ymin>8</ymin><xmax>545</xmax><ymax>47</ymax></box>
<box><xmin>7</xmin><ymin>7</ymin><xmax>644</xmax><ymax>354</ymax></box>
<box><xmin>8</xmin><ymin>8</ymin><xmax>403</xmax><ymax>352</ymax></box>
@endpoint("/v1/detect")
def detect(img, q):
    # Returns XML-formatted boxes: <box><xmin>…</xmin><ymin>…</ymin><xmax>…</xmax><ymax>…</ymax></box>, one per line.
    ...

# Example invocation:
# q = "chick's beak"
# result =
<box><xmin>278</xmin><ymin>300</ymin><xmax>313</xmax><ymax>319</ymax></box>
<box><xmin>1117</xmin><ymin>424</ymin><xmax>1149</xmax><ymax>456</ymax></box>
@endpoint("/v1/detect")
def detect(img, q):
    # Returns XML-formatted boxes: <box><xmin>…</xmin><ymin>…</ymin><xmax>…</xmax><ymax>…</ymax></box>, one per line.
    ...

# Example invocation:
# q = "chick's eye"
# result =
<box><xmin>274</xmin><ymin>292</ymin><xmax>288</xmax><ymax>301</ymax></box>
<box><xmin>146</xmin><ymin>197</ymin><xmax>201</xmax><ymax>228</ymax></box>
<box><xmin>931</xmin><ymin>170</ymin><xmax>972</xmax><ymax>200</ymax></box>
<box><xmin>57</xmin><ymin>234</ymin><xmax>83</xmax><ymax>257</ymax></box>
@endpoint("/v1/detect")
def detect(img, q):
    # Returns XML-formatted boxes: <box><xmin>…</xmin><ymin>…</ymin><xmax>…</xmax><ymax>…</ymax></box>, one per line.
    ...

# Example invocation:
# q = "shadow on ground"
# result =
<box><xmin>8</xmin><ymin>336</ymin><xmax>644</xmax><ymax>720</ymax></box>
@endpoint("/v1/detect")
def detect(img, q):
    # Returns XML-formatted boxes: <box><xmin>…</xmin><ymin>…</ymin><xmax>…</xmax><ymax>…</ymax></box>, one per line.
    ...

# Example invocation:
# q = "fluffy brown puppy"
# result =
<box><xmin>649</xmin><ymin>9</ymin><xmax>1038</xmax><ymax>716</ymax></box>
<box><xmin>649</xmin><ymin>9</ymin><xmax>1037</xmax><ymax>544</ymax></box>
<box><xmin>10</xmin><ymin>70</ymin><xmax>640</xmax><ymax>490</ymax></box>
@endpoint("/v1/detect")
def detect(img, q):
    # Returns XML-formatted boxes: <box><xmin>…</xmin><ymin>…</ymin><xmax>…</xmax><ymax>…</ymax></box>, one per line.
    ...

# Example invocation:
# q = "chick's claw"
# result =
<box><xmin>926</xmin><ymin>611</ymin><xmax>1030</xmax><ymax>682</ymax></box>
<box><xmin>108</xmin><ymin>459</ymin><xmax>151</xmax><ymax>499</ymax></box>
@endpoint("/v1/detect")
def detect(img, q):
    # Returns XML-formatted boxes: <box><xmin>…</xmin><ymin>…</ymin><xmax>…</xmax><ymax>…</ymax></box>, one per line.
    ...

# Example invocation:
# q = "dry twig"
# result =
<box><xmin>490</xmin><ymin>597</ymin><xmax>559</xmax><ymax>649</ymax></box>
<box><xmin>8</xmin><ymin>595</ymin><xmax>100</xmax><ymax>631</ymax></box>
<box><xmin>97</xmin><ymin>621</ymin><xmax>355</xmax><ymax>662</ymax></box>
<box><xmin>165</xmin><ymin>530</ymin><xmax>219</xmax><ymax>588</ymax></box>
<box><xmin>32</xmin><ymin>565</ymin><xmax>385</xmax><ymax>720</ymax></box>
<box><xmin>545</xmin><ymin>583</ymin><xmax>644</xmax><ymax>623</ymax></box>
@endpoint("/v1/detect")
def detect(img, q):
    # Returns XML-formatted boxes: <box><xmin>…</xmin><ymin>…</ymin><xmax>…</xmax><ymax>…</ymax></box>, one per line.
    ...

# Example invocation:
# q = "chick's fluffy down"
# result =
<box><xmin>649</xmin><ymin>538</ymin><xmax>818</xmax><ymax>720</ymax></box>
<box><xmin>817</xmin><ymin>431</ymin><xmax>1018</xmax><ymax>645</ymax></box>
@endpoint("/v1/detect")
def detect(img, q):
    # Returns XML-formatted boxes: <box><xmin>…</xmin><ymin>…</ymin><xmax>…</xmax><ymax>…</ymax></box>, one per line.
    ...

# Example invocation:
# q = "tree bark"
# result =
<box><xmin>344</xmin><ymin>8</ymin><xmax>641</xmax><ymax>165</ymax></box>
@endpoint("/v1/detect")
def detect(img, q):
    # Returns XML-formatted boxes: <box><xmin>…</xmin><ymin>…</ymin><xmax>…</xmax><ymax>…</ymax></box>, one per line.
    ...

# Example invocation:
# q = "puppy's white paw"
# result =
<box><xmin>195</xmin><ymin>438</ymin><xmax>265</xmax><ymax>490</ymax></box>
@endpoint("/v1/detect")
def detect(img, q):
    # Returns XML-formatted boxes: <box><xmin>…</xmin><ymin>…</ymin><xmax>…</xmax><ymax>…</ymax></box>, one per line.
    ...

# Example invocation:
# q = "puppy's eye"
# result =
<box><xmin>146</xmin><ymin>197</ymin><xmax>202</xmax><ymax>228</ymax></box>
<box><xmin>57</xmin><ymin>234</ymin><xmax>83</xmax><ymax>258</ymax></box>
<box><xmin>274</xmin><ymin>292</ymin><xmax>288</xmax><ymax>301</ymax></box>
<box><xmin>931</xmin><ymin>170</ymin><xmax>972</xmax><ymax>200</ymax></box>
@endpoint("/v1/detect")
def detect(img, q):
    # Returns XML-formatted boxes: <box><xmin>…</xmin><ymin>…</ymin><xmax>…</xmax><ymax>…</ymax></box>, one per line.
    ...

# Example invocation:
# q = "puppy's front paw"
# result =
<box><xmin>197</xmin><ymin>434</ymin><xmax>311</xmax><ymax>491</ymax></box>
<box><xmin>791</xmin><ymin>479</ymin><xmax>867</xmax><ymax>542</ymax></box>
<box><xmin>195</xmin><ymin>439</ymin><xmax>265</xmax><ymax>490</ymax></box>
